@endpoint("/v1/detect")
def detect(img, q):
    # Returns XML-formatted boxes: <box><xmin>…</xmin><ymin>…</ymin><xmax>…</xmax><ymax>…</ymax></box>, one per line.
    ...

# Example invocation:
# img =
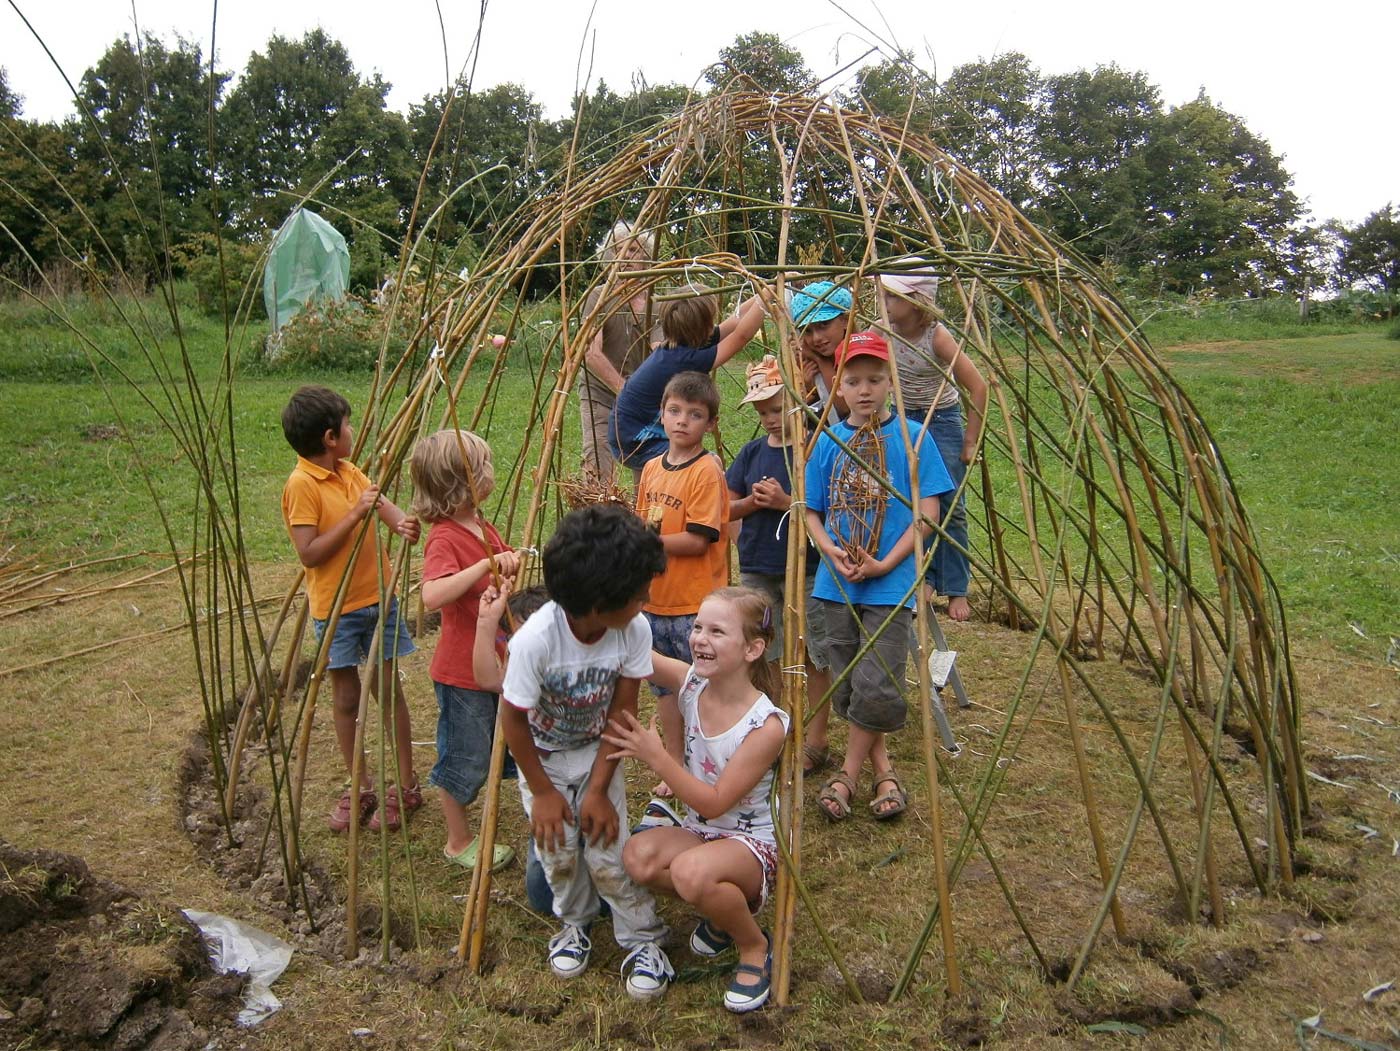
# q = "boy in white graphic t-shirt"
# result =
<box><xmin>501</xmin><ymin>505</ymin><xmax>675</xmax><ymax>1000</ymax></box>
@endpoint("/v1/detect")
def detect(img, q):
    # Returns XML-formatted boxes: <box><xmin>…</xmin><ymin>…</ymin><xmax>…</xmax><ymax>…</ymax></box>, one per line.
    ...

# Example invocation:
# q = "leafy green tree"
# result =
<box><xmin>1139</xmin><ymin>94</ymin><xmax>1300</xmax><ymax>294</ymax></box>
<box><xmin>0</xmin><ymin>68</ymin><xmax>20</xmax><ymax>120</ymax></box>
<box><xmin>410</xmin><ymin>78</ymin><xmax>561</xmax><ymax>242</ymax></box>
<box><xmin>221</xmin><ymin>29</ymin><xmax>362</xmax><ymax>230</ymax></box>
<box><xmin>842</xmin><ymin>51</ymin><xmax>939</xmax><ymax>132</ymax></box>
<box><xmin>1339</xmin><ymin>204</ymin><xmax>1400</xmax><ymax>298</ymax></box>
<box><xmin>706</xmin><ymin>32</ymin><xmax>812</xmax><ymax>94</ymax></box>
<box><xmin>933</xmin><ymin>53</ymin><xmax>1044</xmax><ymax>212</ymax></box>
<box><xmin>73</xmin><ymin>33</ymin><xmax>227</xmax><ymax>275</ymax></box>
<box><xmin>300</xmin><ymin>81</ymin><xmax>415</xmax><ymax>290</ymax></box>
<box><xmin>1036</xmin><ymin>64</ymin><xmax>1159</xmax><ymax>267</ymax></box>
<box><xmin>0</xmin><ymin>111</ymin><xmax>94</xmax><ymax>277</ymax></box>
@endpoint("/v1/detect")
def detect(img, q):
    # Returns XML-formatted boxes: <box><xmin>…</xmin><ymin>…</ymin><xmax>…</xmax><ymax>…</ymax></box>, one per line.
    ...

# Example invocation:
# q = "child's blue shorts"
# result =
<box><xmin>312</xmin><ymin>597</ymin><xmax>416</xmax><ymax>670</ymax></box>
<box><xmin>429</xmin><ymin>682</ymin><xmax>495</xmax><ymax>806</ymax></box>
<box><xmin>644</xmin><ymin>611</ymin><xmax>694</xmax><ymax>695</ymax></box>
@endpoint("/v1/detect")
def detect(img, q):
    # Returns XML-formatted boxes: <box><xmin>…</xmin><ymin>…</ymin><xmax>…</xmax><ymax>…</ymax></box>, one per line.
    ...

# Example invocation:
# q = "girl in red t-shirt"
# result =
<box><xmin>410</xmin><ymin>429</ymin><xmax>520</xmax><ymax>872</ymax></box>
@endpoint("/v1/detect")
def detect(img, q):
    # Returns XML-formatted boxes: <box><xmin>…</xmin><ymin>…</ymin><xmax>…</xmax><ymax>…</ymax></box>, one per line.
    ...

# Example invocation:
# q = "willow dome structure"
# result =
<box><xmin>234</xmin><ymin>90</ymin><xmax>1306</xmax><ymax>1003</ymax></box>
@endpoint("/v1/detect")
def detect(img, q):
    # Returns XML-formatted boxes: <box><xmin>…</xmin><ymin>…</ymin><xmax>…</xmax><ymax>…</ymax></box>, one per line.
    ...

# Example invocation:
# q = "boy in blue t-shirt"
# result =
<box><xmin>725</xmin><ymin>356</ymin><xmax>833</xmax><ymax>774</ymax></box>
<box><xmin>608</xmin><ymin>282</ymin><xmax>769</xmax><ymax>473</ymax></box>
<box><xmin>804</xmin><ymin>331</ymin><xmax>953</xmax><ymax>822</ymax></box>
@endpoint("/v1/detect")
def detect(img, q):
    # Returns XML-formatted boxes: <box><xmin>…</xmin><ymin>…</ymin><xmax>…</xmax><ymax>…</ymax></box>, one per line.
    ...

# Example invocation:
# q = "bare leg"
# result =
<box><xmin>622</xmin><ymin>826</ymin><xmax>704</xmax><ymax>897</ymax></box>
<box><xmin>670</xmin><ymin>840</ymin><xmax>767</xmax><ymax>965</ymax></box>
<box><xmin>803</xmin><ymin>663</ymin><xmax>832</xmax><ymax>772</ymax></box>
<box><xmin>329</xmin><ymin>667</ymin><xmax>372</xmax><ymax>788</ymax></box>
<box><xmin>441</xmin><ymin>795</ymin><xmax>474</xmax><ymax>855</ymax></box>
<box><xmin>381</xmin><ymin>669</ymin><xmax>418</xmax><ymax>789</ymax></box>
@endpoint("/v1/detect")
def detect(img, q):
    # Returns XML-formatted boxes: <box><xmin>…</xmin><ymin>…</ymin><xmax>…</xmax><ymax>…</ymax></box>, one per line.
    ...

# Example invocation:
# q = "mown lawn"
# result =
<box><xmin>2</xmin><ymin>292</ymin><xmax>1392</xmax><ymax>656</ymax></box>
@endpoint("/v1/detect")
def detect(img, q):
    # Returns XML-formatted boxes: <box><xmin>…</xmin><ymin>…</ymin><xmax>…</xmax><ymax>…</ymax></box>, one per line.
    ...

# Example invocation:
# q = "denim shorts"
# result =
<box><xmin>429</xmin><ymin>682</ymin><xmax>496</xmax><ymax>806</ymax></box>
<box><xmin>312</xmin><ymin>597</ymin><xmax>416</xmax><ymax>670</ymax></box>
<box><xmin>822</xmin><ymin>601</ymin><xmax>911</xmax><ymax>733</ymax></box>
<box><xmin>739</xmin><ymin>571</ymin><xmax>831</xmax><ymax>672</ymax></box>
<box><xmin>643</xmin><ymin>611</ymin><xmax>694</xmax><ymax>694</ymax></box>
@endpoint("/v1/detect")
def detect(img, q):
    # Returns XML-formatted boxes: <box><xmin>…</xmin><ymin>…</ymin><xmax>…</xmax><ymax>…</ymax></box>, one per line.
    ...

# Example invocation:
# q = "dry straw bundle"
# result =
<box><xmin>188</xmin><ymin>90</ymin><xmax>1302</xmax><ymax>1003</ymax></box>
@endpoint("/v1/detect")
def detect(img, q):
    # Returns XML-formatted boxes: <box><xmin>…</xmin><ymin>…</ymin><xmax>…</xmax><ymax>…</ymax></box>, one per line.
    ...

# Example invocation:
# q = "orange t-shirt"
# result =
<box><xmin>281</xmin><ymin>457</ymin><xmax>388</xmax><ymax>620</ymax></box>
<box><xmin>636</xmin><ymin>450</ymin><xmax>730</xmax><ymax>615</ymax></box>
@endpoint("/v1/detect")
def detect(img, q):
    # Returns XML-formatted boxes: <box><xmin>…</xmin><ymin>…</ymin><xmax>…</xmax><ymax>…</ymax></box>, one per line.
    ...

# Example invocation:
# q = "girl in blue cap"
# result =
<box><xmin>789</xmin><ymin>280</ymin><xmax>854</xmax><ymax>417</ymax></box>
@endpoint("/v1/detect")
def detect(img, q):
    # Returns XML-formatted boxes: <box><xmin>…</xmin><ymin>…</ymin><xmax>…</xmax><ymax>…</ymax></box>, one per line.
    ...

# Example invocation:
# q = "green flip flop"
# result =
<box><xmin>444</xmin><ymin>839</ymin><xmax>516</xmax><ymax>872</ymax></box>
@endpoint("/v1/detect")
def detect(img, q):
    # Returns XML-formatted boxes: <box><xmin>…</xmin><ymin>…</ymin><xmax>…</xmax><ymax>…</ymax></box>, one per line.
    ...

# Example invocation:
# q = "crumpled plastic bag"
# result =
<box><xmin>182</xmin><ymin>909</ymin><xmax>293</xmax><ymax>1027</ymax></box>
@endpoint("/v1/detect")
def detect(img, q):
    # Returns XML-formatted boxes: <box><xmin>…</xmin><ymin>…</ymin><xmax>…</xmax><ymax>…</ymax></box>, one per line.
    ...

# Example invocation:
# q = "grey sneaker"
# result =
<box><xmin>547</xmin><ymin>924</ymin><xmax>591</xmax><ymax>978</ymax></box>
<box><xmin>621</xmin><ymin>942</ymin><xmax>674</xmax><ymax>1001</ymax></box>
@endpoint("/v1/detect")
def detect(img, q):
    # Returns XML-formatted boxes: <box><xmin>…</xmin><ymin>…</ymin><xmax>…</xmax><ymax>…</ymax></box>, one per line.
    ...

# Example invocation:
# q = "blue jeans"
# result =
<box><xmin>915</xmin><ymin>405</ymin><xmax>971</xmax><ymax>598</ymax></box>
<box><xmin>312</xmin><ymin>597</ymin><xmax>416</xmax><ymax>670</ymax></box>
<box><xmin>643</xmin><ymin>611</ymin><xmax>694</xmax><ymax>694</ymax></box>
<box><xmin>428</xmin><ymin>683</ymin><xmax>495</xmax><ymax>806</ymax></box>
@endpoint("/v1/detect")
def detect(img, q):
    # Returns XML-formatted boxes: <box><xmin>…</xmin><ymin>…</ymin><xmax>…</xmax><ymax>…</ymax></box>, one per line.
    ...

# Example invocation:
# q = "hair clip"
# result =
<box><xmin>760</xmin><ymin>604</ymin><xmax>773</xmax><ymax>633</ymax></box>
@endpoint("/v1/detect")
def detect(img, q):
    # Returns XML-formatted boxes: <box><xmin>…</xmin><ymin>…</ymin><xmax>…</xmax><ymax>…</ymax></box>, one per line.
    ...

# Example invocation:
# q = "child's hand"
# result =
<box><xmin>832</xmin><ymin>548</ymin><xmax>861</xmax><ymax>582</ymax></box>
<box><xmin>490</xmin><ymin>549</ymin><xmax>521</xmax><ymax>579</ymax></box>
<box><xmin>851</xmin><ymin>546</ymin><xmax>892</xmax><ymax>580</ymax></box>
<box><xmin>393</xmin><ymin>515</ymin><xmax>421</xmax><ymax>543</ymax></box>
<box><xmin>960</xmin><ymin>435</ymin><xmax>979</xmax><ymax>465</ymax></box>
<box><xmin>353</xmin><ymin>485</ymin><xmax>381</xmax><ymax>519</ymax></box>
<box><xmin>578</xmin><ymin>787</ymin><xmax>619</xmax><ymax>847</ymax></box>
<box><xmin>751</xmin><ymin>477</ymin><xmax>791</xmax><ymax>511</ymax></box>
<box><xmin>531</xmin><ymin>788</ymin><xmax>574</xmax><ymax>853</ymax></box>
<box><xmin>602</xmin><ymin>710</ymin><xmax>669</xmax><ymax>770</ymax></box>
<box><xmin>477</xmin><ymin>581</ymin><xmax>513</xmax><ymax>624</ymax></box>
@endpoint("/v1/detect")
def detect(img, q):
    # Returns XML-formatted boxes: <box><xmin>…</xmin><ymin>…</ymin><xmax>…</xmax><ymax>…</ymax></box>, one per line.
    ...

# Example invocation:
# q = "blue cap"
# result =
<box><xmin>789</xmin><ymin>281</ymin><xmax>853</xmax><ymax>327</ymax></box>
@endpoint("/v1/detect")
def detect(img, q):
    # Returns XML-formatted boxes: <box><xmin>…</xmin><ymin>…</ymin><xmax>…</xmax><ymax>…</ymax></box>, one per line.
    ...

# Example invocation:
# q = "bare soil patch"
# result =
<box><xmin>0</xmin><ymin>840</ymin><xmax>244</xmax><ymax>1050</ymax></box>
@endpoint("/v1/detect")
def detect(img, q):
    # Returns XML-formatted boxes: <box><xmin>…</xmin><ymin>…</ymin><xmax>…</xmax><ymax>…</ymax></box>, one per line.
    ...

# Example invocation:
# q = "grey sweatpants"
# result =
<box><xmin>517</xmin><ymin>740</ymin><xmax>667</xmax><ymax>949</ymax></box>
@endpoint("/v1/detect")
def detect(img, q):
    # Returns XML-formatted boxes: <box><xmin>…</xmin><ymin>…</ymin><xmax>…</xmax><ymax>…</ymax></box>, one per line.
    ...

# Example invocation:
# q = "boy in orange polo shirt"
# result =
<box><xmin>635</xmin><ymin>371</ymin><xmax>730</xmax><ymax>787</ymax></box>
<box><xmin>280</xmin><ymin>385</ymin><xmax>423</xmax><ymax>833</ymax></box>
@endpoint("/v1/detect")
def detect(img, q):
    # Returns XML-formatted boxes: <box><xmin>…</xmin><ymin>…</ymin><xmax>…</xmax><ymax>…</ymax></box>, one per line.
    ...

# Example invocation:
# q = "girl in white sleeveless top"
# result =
<box><xmin>605</xmin><ymin>587</ymin><xmax>789</xmax><ymax>1013</ymax></box>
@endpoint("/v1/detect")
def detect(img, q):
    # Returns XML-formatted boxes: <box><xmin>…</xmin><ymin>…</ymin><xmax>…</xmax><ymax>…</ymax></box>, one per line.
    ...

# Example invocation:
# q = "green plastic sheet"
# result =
<box><xmin>263</xmin><ymin>208</ymin><xmax>350</xmax><ymax>330</ymax></box>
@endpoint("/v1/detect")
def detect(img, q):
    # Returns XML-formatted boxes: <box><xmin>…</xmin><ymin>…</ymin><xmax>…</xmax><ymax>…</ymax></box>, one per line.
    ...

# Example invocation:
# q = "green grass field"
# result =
<box><xmin>1</xmin><ymin>290</ymin><xmax>1395</xmax><ymax>654</ymax></box>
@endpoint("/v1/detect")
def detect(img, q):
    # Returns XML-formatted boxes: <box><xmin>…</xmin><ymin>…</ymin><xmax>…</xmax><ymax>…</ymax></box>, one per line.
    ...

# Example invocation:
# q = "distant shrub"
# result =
<box><xmin>251</xmin><ymin>295</ymin><xmax>412</xmax><ymax>372</ymax></box>
<box><xmin>173</xmin><ymin>234</ymin><xmax>267</xmax><ymax>320</ymax></box>
<box><xmin>1387</xmin><ymin>318</ymin><xmax>1400</xmax><ymax>341</ymax></box>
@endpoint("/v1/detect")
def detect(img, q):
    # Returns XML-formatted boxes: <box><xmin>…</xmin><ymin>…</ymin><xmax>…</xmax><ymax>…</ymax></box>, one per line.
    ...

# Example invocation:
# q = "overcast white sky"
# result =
<box><xmin>4</xmin><ymin>0</ymin><xmax>1396</xmax><ymax>225</ymax></box>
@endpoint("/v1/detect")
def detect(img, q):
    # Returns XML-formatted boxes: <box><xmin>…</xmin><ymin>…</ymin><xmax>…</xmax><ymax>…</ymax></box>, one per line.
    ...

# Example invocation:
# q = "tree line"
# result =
<box><xmin>1</xmin><ymin>30</ymin><xmax>1395</xmax><ymax>305</ymax></box>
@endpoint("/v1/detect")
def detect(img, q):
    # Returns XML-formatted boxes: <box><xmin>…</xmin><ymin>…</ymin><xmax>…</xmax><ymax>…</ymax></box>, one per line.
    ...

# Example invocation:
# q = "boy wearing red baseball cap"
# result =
<box><xmin>802</xmin><ymin>331</ymin><xmax>953</xmax><ymax>821</ymax></box>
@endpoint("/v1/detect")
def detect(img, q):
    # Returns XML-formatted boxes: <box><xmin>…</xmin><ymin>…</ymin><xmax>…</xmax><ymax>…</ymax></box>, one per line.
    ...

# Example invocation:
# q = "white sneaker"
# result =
<box><xmin>547</xmin><ymin>924</ymin><xmax>591</xmax><ymax>978</ymax></box>
<box><xmin>621</xmin><ymin>942</ymin><xmax>674</xmax><ymax>1000</ymax></box>
<box><xmin>631</xmin><ymin>798</ymin><xmax>684</xmax><ymax>834</ymax></box>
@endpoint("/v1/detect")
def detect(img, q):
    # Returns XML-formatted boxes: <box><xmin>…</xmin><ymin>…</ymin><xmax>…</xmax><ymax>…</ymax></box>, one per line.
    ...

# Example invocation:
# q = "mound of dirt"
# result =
<box><xmin>0</xmin><ymin>840</ymin><xmax>244</xmax><ymax>1051</ymax></box>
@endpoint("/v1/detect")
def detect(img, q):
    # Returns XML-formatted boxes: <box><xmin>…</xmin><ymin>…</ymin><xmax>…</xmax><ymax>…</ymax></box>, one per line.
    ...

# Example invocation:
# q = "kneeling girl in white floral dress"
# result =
<box><xmin>605</xmin><ymin>586</ymin><xmax>789</xmax><ymax>1013</ymax></box>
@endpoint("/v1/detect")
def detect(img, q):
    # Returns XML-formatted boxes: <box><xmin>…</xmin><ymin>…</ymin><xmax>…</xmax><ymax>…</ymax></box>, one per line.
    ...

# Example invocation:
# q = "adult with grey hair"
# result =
<box><xmin>579</xmin><ymin>220</ymin><xmax>661</xmax><ymax>482</ymax></box>
<box><xmin>878</xmin><ymin>259</ymin><xmax>988</xmax><ymax>622</ymax></box>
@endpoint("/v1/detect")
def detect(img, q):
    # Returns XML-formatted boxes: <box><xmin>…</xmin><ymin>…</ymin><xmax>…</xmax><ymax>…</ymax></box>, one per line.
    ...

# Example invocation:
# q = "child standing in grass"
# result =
<box><xmin>607</xmin><ymin>587</ymin><xmax>790</xmax><ymax>1013</ymax></box>
<box><xmin>279</xmin><ymin>385</ymin><xmax>422</xmax><ymax>834</ymax></box>
<box><xmin>635</xmin><ymin>371</ymin><xmax>731</xmax><ymax>793</ymax></box>
<box><xmin>803</xmin><ymin>333</ymin><xmax>952</xmax><ymax>821</ymax></box>
<box><xmin>879</xmin><ymin>261</ymin><xmax>989</xmax><ymax>622</ymax></box>
<box><xmin>410</xmin><ymin>428</ymin><xmax>520</xmax><ymax>873</ymax></box>
<box><xmin>609</xmin><ymin>282</ymin><xmax>769</xmax><ymax>474</ymax></box>
<box><xmin>500</xmin><ymin>505</ymin><xmax>675</xmax><ymax>1000</ymax></box>
<box><xmin>725</xmin><ymin>355</ymin><xmax>834</xmax><ymax>774</ymax></box>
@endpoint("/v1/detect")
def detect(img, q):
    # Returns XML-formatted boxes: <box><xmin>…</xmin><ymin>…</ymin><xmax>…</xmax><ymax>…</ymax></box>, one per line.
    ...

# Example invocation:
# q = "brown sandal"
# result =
<box><xmin>802</xmin><ymin>742</ymin><xmax>831</xmax><ymax>775</ymax></box>
<box><xmin>870</xmin><ymin>771</ymin><xmax>908</xmax><ymax>820</ymax></box>
<box><xmin>817</xmin><ymin>771</ymin><xmax>857</xmax><ymax>821</ymax></box>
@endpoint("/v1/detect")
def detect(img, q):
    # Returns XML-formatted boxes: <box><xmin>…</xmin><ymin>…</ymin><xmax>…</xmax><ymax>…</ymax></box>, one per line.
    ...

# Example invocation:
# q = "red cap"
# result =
<box><xmin>836</xmin><ymin>329</ymin><xmax>891</xmax><ymax>364</ymax></box>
